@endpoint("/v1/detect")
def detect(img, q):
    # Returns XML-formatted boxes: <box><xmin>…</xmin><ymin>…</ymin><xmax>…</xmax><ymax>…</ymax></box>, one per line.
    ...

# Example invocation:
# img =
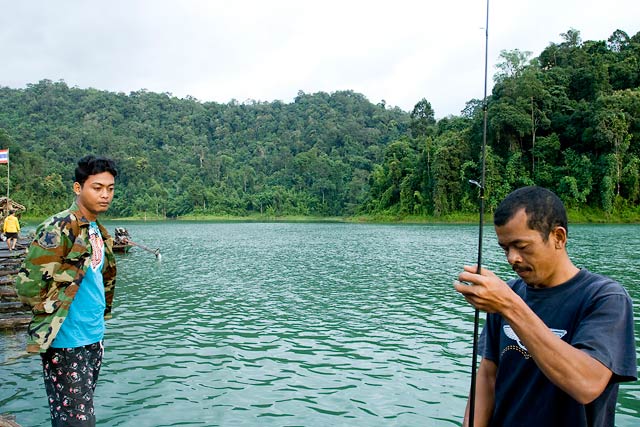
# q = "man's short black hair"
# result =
<box><xmin>494</xmin><ymin>186</ymin><xmax>567</xmax><ymax>241</ymax></box>
<box><xmin>75</xmin><ymin>155</ymin><xmax>118</xmax><ymax>186</ymax></box>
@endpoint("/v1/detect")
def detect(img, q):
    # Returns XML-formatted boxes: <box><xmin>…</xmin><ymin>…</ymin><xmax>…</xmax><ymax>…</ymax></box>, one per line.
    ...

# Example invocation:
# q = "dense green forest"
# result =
<box><xmin>0</xmin><ymin>28</ymin><xmax>639</xmax><ymax>220</ymax></box>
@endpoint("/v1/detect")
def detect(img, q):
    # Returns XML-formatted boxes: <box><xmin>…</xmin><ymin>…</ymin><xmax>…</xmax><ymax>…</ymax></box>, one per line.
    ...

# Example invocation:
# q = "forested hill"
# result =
<box><xmin>0</xmin><ymin>87</ymin><xmax>410</xmax><ymax>217</ymax></box>
<box><xmin>0</xmin><ymin>28</ymin><xmax>639</xmax><ymax>219</ymax></box>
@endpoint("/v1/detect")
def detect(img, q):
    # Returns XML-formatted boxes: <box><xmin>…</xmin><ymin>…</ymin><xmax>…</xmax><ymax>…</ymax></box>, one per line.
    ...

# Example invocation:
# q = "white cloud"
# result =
<box><xmin>1</xmin><ymin>0</ymin><xmax>638</xmax><ymax>117</ymax></box>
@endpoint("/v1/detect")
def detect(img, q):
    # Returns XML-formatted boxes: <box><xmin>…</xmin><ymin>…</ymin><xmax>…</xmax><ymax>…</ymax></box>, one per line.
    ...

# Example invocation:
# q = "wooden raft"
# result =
<box><xmin>0</xmin><ymin>238</ymin><xmax>31</xmax><ymax>330</ymax></box>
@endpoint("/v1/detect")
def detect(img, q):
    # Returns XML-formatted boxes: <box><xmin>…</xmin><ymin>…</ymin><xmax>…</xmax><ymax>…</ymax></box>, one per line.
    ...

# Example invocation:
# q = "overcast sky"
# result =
<box><xmin>2</xmin><ymin>0</ymin><xmax>638</xmax><ymax>118</ymax></box>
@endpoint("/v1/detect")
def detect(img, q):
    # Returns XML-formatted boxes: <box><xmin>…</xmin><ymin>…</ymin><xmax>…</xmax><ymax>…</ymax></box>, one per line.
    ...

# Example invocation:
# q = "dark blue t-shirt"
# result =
<box><xmin>481</xmin><ymin>269</ymin><xmax>637</xmax><ymax>427</ymax></box>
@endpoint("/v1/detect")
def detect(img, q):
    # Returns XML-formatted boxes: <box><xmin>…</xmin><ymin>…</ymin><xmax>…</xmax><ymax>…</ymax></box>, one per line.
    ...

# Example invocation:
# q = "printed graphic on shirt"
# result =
<box><xmin>88</xmin><ymin>224</ymin><xmax>104</xmax><ymax>270</ymax></box>
<box><xmin>502</xmin><ymin>325</ymin><xmax>567</xmax><ymax>359</ymax></box>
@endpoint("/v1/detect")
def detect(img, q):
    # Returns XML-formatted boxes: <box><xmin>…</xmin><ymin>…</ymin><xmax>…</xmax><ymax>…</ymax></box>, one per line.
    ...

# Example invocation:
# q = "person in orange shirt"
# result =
<box><xmin>3</xmin><ymin>209</ymin><xmax>20</xmax><ymax>250</ymax></box>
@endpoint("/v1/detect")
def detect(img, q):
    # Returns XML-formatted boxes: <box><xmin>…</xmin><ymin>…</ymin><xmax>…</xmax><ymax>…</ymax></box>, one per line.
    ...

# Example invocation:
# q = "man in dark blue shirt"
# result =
<box><xmin>454</xmin><ymin>186</ymin><xmax>636</xmax><ymax>427</ymax></box>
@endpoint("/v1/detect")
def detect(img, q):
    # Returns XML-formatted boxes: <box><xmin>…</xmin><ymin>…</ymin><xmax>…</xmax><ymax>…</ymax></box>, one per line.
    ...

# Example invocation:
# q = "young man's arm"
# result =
<box><xmin>455</xmin><ymin>267</ymin><xmax>612</xmax><ymax>404</ymax></box>
<box><xmin>462</xmin><ymin>358</ymin><xmax>496</xmax><ymax>427</ymax></box>
<box><xmin>16</xmin><ymin>223</ymin><xmax>67</xmax><ymax>308</ymax></box>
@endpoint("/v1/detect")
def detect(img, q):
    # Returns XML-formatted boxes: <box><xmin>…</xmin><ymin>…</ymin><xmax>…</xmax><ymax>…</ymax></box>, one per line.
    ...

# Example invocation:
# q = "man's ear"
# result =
<box><xmin>552</xmin><ymin>226</ymin><xmax>568</xmax><ymax>249</ymax></box>
<box><xmin>73</xmin><ymin>182</ymin><xmax>81</xmax><ymax>195</ymax></box>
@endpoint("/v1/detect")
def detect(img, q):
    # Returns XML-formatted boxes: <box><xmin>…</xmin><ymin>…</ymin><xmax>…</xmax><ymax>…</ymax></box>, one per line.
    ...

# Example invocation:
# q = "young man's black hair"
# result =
<box><xmin>75</xmin><ymin>155</ymin><xmax>118</xmax><ymax>186</ymax></box>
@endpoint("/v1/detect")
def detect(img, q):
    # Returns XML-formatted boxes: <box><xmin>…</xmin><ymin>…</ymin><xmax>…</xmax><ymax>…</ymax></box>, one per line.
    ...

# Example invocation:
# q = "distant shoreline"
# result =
<box><xmin>19</xmin><ymin>208</ymin><xmax>640</xmax><ymax>225</ymax></box>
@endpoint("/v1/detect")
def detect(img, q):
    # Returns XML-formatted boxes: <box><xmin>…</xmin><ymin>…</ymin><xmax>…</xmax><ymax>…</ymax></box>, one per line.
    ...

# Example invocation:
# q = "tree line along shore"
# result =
<box><xmin>0</xmin><ymin>28</ymin><xmax>638</xmax><ymax>223</ymax></box>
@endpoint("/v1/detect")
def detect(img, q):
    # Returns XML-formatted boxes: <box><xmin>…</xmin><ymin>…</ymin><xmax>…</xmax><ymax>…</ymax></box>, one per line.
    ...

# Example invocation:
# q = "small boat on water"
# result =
<box><xmin>113</xmin><ymin>243</ymin><xmax>133</xmax><ymax>253</ymax></box>
<box><xmin>112</xmin><ymin>227</ymin><xmax>161</xmax><ymax>259</ymax></box>
<box><xmin>113</xmin><ymin>227</ymin><xmax>133</xmax><ymax>253</ymax></box>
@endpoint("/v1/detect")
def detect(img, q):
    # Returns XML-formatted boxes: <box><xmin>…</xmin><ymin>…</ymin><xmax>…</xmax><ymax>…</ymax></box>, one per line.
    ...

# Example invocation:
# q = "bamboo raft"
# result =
<box><xmin>0</xmin><ymin>199</ymin><xmax>30</xmax><ymax>330</ymax></box>
<box><xmin>0</xmin><ymin>239</ymin><xmax>30</xmax><ymax>330</ymax></box>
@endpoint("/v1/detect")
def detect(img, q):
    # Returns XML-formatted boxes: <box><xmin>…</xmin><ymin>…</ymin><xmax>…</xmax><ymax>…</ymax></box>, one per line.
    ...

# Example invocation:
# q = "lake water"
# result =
<box><xmin>1</xmin><ymin>222</ymin><xmax>639</xmax><ymax>426</ymax></box>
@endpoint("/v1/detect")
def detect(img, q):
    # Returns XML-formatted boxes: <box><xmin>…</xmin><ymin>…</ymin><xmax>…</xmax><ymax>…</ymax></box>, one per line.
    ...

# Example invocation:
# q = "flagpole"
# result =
<box><xmin>6</xmin><ymin>149</ymin><xmax>9</xmax><ymax>201</ymax></box>
<box><xmin>2</xmin><ymin>149</ymin><xmax>8</xmax><ymax>216</ymax></box>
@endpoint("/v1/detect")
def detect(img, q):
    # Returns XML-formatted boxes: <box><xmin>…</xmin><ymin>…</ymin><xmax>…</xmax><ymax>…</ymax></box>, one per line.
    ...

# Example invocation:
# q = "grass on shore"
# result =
<box><xmin>17</xmin><ymin>200</ymin><xmax>640</xmax><ymax>224</ymax></box>
<box><xmin>93</xmin><ymin>207</ymin><xmax>640</xmax><ymax>224</ymax></box>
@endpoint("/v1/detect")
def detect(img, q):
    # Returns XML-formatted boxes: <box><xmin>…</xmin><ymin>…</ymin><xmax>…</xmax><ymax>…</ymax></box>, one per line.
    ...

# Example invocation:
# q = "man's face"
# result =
<box><xmin>74</xmin><ymin>171</ymin><xmax>115</xmax><ymax>219</ymax></box>
<box><xmin>495</xmin><ymin>208</ymin><xmax>563</xmax><ymax>288</ymax></box>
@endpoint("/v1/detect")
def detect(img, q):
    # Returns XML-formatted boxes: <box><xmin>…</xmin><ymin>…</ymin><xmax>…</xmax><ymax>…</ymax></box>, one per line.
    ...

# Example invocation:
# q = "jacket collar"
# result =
<box><xmin>69</xmin><ymin>201</ymin><xmax>96</xmax><ymax>227</ymax></box>
<box><xmin>68</xmin><ymin>201</ymin><xmax>113</xmax><ymax>241</ymax></box>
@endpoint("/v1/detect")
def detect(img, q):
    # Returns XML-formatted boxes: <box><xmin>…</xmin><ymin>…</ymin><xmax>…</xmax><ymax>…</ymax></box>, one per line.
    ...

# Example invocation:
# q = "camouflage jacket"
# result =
<box><xmin>16</xmin><ymin>202</ymin><xmax>117</xmax><ymax>353</ymax></box>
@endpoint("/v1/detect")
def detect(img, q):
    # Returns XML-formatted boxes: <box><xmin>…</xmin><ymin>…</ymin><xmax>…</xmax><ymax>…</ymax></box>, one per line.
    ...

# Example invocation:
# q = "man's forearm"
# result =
<box><xmin>502</xmin><ymin>298</ymin><xmax>612</xmax><ymax>404</ymax></box>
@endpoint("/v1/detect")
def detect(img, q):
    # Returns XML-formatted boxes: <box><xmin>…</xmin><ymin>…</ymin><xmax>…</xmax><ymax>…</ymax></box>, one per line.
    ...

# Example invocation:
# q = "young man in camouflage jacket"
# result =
<box><xmin>17</xmin><ymin>155</ymin><xmax>118</xmax><ymax>427</ymax></box>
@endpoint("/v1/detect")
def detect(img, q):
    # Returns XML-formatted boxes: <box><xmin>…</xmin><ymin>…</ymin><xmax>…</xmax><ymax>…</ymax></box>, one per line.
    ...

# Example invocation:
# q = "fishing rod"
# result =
<box><xmin>125</xmin><ymin>239</ymin><xmax>162</xmax><ymax>260</ymax></box>
<box><xmin>468</xmin><ymin>0</ymin><xmax>489</xmax><ymax>426</ymax></box>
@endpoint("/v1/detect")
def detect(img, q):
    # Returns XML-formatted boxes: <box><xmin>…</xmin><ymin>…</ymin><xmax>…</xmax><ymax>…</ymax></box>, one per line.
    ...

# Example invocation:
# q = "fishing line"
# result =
<box><xmin>468</xmin><ymin>1</ymin><xmax>489</xmax><ymax>426</ymax></box>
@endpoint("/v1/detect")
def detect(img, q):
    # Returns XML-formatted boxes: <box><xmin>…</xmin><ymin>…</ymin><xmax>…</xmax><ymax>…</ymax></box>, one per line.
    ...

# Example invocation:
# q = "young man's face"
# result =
<box><xmin>495</xmin><ymin>208</ymin><xmax>564</xmax><ymax>288</ymax></box>
<box><xmin>74</xmin><ymin>171</ymin><xmax>115</xmax><ymax>220</ymax></box>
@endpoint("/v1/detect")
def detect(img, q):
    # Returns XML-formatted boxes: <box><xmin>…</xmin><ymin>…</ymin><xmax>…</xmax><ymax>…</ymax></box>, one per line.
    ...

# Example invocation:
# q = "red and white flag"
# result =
<box><xmin>0</xmin><ymin>149</ymin><xmax>8</xmax><ymax>164</ymax></box>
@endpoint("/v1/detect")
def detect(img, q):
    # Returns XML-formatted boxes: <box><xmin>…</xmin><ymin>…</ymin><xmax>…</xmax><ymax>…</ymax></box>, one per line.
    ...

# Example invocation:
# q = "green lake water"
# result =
<box><xmin>1</xmin><ymin>222</ymin><xmax>638</xmax><ymax>426</ymax></box>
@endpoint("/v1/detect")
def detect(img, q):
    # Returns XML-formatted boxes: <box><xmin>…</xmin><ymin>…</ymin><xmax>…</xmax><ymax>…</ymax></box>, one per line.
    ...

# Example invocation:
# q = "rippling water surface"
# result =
<box><xmin>1</xmin><ymin>222</ymin><xmax>638</xmax><ymax>426</ymax></box>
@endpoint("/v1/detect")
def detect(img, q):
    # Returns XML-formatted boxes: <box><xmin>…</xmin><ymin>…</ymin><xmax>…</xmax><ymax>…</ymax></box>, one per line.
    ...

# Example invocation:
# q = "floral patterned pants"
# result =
<box><xmin>41</xmin><ymin>342</ymin><xmax>104</xmax><ymax>427</ymax></box>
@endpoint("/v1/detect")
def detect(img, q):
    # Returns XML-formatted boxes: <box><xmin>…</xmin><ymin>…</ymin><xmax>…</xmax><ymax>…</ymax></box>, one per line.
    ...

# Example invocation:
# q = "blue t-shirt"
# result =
<box><xmin>52</xmin><ymin>222</ymin><xmax>106</xmax><ymax>348</ymax></box>
<box><xmin>481</xmin><ymin>269</ymin><xmax>637</xmax><ymax>427</ymax></box>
